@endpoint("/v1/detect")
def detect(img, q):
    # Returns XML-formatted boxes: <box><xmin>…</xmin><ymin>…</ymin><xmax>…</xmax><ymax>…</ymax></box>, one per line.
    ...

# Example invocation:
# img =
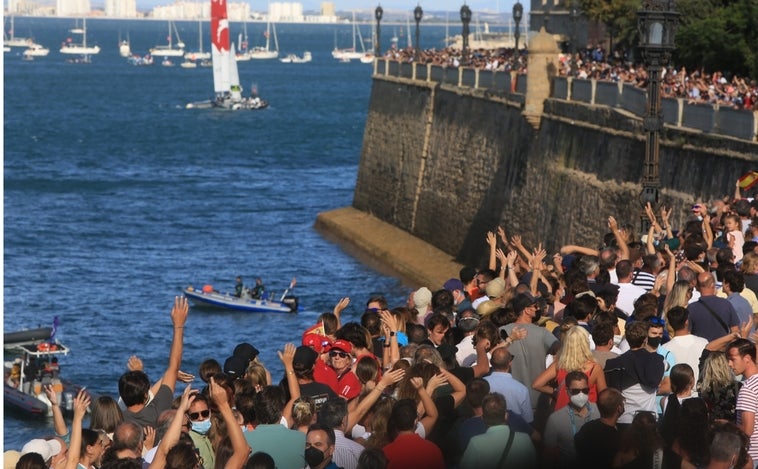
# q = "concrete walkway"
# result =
<box><xmin>314</xmin><ymin>207</ymin><xmax>464</xmax><ymax>290</ymax></box>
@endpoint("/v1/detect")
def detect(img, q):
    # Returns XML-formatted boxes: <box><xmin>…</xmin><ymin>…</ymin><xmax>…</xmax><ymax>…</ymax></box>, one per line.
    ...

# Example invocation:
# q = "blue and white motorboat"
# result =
<box><xmin>184</xmin><ymin>279</ymin><xmax>298</xmax><ymax>313</ymax></box>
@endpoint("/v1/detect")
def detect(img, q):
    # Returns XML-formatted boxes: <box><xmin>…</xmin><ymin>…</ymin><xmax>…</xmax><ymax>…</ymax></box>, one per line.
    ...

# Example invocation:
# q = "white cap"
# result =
<box><xmin>21</xmin><ymin>439</ymin><xmax>62</xmax><ymax>461</ymax></box>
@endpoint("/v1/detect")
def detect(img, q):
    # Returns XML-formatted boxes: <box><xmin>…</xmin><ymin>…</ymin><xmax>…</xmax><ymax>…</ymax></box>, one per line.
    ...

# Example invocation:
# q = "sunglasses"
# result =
<box><xmin>188</xmin><ymin>409</ymin><xmax>210</xmax><ymax>420</ymax></box>
<box><xmin>329</xmin><ymin>351</ymin><xmax>350</xmax><ymax>359</ymax></box>
<box><xmin>568</xmin><ymin>388</ymin><xmax>590</xmax><ymax>396</ymax></box>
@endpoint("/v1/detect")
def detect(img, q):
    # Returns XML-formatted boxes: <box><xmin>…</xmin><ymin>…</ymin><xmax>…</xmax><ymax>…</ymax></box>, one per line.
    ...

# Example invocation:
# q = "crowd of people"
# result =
<box><xmin>382</xmin><ymin>44</ymin><xmax>758</xmax><ymax>111</ymax></box>
<box><xmin>10</xmin><ymin>179</ymin><xmax>758</xmax><ymax>469</ymax></box>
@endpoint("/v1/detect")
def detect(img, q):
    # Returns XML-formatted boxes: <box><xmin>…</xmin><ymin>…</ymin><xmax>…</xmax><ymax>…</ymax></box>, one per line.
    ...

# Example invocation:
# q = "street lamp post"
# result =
<box><xmin>375</xmin><ymin>5</ymin><xmax>383</xmax><ymax>58</ymax></box>
<box><xmin>512</xmin><ymin>1</ymin><xmax>522</xmax><ymax>53</ymax></box>
<box><xmin>414</xmin><ymin>4</ymin><xmax>423</xmax><ymax>59</ymax></box>
<box><xmin>637</xmin><ymin>0</ymin><xmax>679</xmax><ymax>233</ymax></box>
<box><xmin>460</xmin><ymin>4</ymin><xmax>471</xmax><ymax>62</ymax></box>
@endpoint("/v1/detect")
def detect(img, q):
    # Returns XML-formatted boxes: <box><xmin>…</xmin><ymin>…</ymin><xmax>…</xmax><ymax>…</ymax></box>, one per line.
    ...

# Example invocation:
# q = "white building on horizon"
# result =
<box><xmin>105</xmin><ymin>0</ymin><xmax>137</xmax><ymax>17</ymax></box>
<box><xmin>151</xmin><ymin>1</ymin><xmax>248</xmax><ymax>20</ymax></box>
<box><xmin>268</xmin><ymin>2</ymin><xmax>303</xmax><ymax>22</ymax></box>
<box><xmin>56</xmin><ymin>0</ymin><xmax>90</xmax><ymax>16</ymax></box>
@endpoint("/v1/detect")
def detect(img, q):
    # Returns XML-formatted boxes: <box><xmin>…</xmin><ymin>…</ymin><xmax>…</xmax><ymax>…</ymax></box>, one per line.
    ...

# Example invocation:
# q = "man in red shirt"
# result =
<box><xmin>327</xmin><ymin>340</ymin><xmax>361</xmax><ymax>401</ymax></box>
<box><xmin>383</xmin><ymin>399</ymin><xmax>445</xmax><ymax>469</ymax></box>
<box><xmin>302</xmin><ymin>333</ymin><xmax>339</xmax><ymax>394</ymax></box>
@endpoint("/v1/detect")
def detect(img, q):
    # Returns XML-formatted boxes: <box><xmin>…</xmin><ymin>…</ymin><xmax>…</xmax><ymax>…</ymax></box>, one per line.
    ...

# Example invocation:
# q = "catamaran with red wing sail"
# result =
<box><xmin>186</xmin><ymin>0</ymin><xmax>267</xmax><ymax>110</ymax></box>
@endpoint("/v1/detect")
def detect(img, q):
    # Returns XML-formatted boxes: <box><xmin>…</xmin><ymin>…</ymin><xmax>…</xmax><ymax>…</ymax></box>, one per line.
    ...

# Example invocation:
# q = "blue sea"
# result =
<box><xmin>2</xmin><ymin>17</ymin><xmax>462</xmax><ymax>450</ymax></box>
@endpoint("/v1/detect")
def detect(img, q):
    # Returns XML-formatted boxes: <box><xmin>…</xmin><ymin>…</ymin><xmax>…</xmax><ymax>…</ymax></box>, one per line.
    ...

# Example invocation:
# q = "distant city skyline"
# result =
<box><xmin>130</xmin><ymin>1</ymin><xmax>523</xmax><ymax>14</ymax></box>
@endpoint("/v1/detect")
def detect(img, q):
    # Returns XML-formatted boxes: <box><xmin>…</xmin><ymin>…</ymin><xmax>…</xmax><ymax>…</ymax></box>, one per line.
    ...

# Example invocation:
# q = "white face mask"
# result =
<box><xmin>569</xmin><ymin>391</ymin><xmax>589</xmax><ymax>409</ymax></box>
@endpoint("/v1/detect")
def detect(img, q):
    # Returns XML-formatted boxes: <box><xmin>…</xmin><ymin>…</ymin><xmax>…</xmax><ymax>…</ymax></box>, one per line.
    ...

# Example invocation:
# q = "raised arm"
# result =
<box><xmin>487</xmin><ymin>231</ymin><xmax>498</xmax><ymax>271</ymax></box>
<box><xmin>333</xmin><ymin>297</ymin><xmax>350</xmax><ymax>331</ymax></box>
<box><xmin>278</xmin><ymin>343</ymin><xmax>300</xmax><ymax>427</ymax></box>
<box><xmin>148</xmin><ymin>385</ymin><xmax>195</xmax><ymax>469</ymax></box>
<box><xmin>379</xmin><ymin>310</ymin><xmax>400</xmax><ymax>369</ymax></box>
<box><xmin>346</xmin><ymin>368</ymin><xmax>405</xmax><ymax>433</ymax></box>
<box><xmin>414</xmin><ymin>376</ymin><xmax>439</xmax><ymax>437</ymax></box>
<box><xmin>608</xmin><ymin>216</ymin><xmax>630</xmax><ymax>260</ymax></box>
<box><xmin>210</xmin><ymin>378</ymin><xmax>251</xmax><ymax>469</ymax></box>
<box><xmin>438</xmin><ymin>368</ymin><xmax>466</xmax><ymax>407</ymax></box>
<box><xmin>164</xmin><ymin>296</ymin><xmax>189</xmax><ymax>392</ymax></box>
<box><xmin>559</xmin><ymin>245</ymin><xmax>600</xmax><ymax>256</ymax></box>
<box><xmin>530</xmin><ymin>246</ymin><xmax>547</xmax><ymax>298</ymax></box>
<box><xmin>532</xmin><ymin>362</ymin><xmax>559</xmax><ymax>396</ymax></box>
<box><xmin>43</xmin><ymin>384</ymin><xmax>68</xmax><ymax>437</ymax></box>
<box><xmin>660</xmin><ymin>206</ymin><xmax>673</xmax><ymax>240</ymax></box>
<box><xmin>63</xmin><ymin>391</ymin><xmax>90</xmax><ymax>469</ymax></box>
<box><xmin>511</xmin><ymin>234</ymin><xmax>532</xmax><ymax>265</ymax></box>
<box><xmin>703</xmin><ymin>213</ymin><xmax>714</xmax><ymax>249</ymax></box>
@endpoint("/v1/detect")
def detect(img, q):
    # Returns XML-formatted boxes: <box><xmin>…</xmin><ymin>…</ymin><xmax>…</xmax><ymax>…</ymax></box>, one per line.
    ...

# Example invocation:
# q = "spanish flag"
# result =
<box><xmin>739</xmin><ymin>171</ymin><xmax>758</xmax><ymax>191</ymax></box>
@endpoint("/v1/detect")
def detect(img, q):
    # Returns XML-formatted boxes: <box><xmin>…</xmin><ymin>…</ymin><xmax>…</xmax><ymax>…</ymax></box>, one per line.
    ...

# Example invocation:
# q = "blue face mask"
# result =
<box><xmin>192</xmin><ymin>419</ymin><xmax>211</xmax><ymax>435</ymax></box>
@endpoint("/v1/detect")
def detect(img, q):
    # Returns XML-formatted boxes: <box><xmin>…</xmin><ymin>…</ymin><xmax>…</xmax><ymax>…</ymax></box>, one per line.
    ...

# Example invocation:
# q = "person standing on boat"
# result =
<box><xmin>235</xmin><ymin>277</ymin><xmax>244</xmax><ymax>298</ymax></box>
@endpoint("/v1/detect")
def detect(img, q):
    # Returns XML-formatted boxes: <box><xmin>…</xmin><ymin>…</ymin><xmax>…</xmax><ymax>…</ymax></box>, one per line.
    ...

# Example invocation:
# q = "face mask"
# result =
<box><xmin>613</xmin><ymin>335</ymin><xmax>623</xmax><ymax>347</ymax></box>
<box><xmin>304</xmin><ymin>447</ymin><xmax>325</xmax><ymax>468</ymax></box>
<box><xmin>570</xmin><ymin>392</ymin><xmax>589</xmax><ymax>409</ymax></box>
<box><xmin>192</xmin><ymin>419</ymin><xmax>211</xmax><ymax>435</ymax></box>
<box><xmin>647</xmin><ymin>337</ymin><xmax>662</xmax><ymax>348</ymax></box>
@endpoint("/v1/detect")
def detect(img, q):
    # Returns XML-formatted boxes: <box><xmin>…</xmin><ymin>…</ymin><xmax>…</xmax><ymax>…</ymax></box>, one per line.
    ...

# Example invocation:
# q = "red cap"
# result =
<box><xmin>327</xmin><ymin>339</ymin><xmax>353</xmax><ymax>354</ymax></box>
<box><xmin>302</xmin><ymin>333</ymin><xmax>332</xmax><ymax>354</ymax></box>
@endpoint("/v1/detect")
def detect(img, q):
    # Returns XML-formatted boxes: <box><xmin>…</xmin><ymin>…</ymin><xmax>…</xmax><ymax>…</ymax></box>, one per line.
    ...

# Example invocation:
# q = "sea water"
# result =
<box><xmin>3</xmin><ymin>18</ymin><xmax>459</xmax><ymax>449</ymax></box>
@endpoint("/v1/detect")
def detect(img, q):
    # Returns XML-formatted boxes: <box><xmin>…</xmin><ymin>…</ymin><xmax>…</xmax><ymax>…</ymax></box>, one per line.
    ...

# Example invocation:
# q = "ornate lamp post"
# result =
<box><xmin>414</xmin><ymin>4</ymin><xmax>423</xmax><ymax>59</ymax></box>
<box><xmin>637</xmin><ymin>0</ymin><xmax>679</xmax><ymax>233</ymax></box>
<box><xmin>460</xmin><ymin>4</ymin><xmax>472</xmax><ymax>62</ymax></box>
<box><xmin>512</xmin><ymin>1</ymin><xmax>523</xmax><ymax>53</ymax></box>
<box><xmin>375</xmin><ymin>5</ymin><xmax>383</xmax><ymax>57</ymax></box>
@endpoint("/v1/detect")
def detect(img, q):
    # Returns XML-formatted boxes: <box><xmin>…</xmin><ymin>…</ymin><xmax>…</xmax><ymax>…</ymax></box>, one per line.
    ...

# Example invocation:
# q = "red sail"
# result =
<box><xmin>211</xmin><ymin>0</ymin><xmax>229</xmax><ymax>53</ymax></box>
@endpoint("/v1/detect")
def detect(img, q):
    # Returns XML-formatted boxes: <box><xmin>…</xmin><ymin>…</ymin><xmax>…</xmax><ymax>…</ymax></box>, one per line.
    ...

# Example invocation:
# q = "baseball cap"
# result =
<box><xmin>21</xmin><ymin>439</ymin><xmax>62</xmax><ymax>462</ymax></box>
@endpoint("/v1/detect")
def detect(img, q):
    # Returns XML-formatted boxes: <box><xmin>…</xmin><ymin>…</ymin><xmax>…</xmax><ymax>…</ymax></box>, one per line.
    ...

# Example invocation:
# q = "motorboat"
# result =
<box><xmin>161</xmin><ymin>57</ymin><xmax>175</xmax><ymax>67</ymax></box>
<box><xmin>127</xmin><ymin>54</ymin><xmax>153</xmax><ymax>66</ymax></box>
<box><xmin>119</xmin><ymin>39</ymin><xmax>131</xmax><ymax>58</ymax></box>
<box><xmin>60</xmin><ymin>18</ymin><xmax>100</xmax><ymax>55</ymax></box>
<box><xmin>185</xmin><ymin>0</ymin><xmax>269</xmax><ymax>111</ymax></box>
<box><xmin>183</xmin><ymin>278</ymin><xmax>297</xmax><ymax>313</ymax></box>
<box><xmin>150</xmin><ymin>20</ymin><xmax>185</xmax><ymax>57</ymax></box>
<box><xmin>360</xmin><ymin>53</ymin><xmax>375</xmax><ymax>64</ymax></box>
<box><xmin>279</xmin><ymin>51</ymin><xmax>311</xmax><ymax>63</ymax></box>
<box><xmin>180</xmin><ymin>60</ymin><xmax>197</xmax><ymax>68</ymax></box>
<box><xmin>4</xmin><ymin>326</ymin><xmax>53</xmax><ymax>349</ymax></box>
<box><xmin>23</xmin><ymin>43</ymin><xmax>50</xmax><ymax>57</ymax></box>
<box><xmin>4</xmin><ymin>337</ymin><xmax>88</xmax><ymax>418</ymax></box>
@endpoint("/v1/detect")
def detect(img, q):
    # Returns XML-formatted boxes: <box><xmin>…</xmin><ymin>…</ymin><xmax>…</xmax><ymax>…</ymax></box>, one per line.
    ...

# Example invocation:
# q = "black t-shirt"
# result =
<box><xmin>575</xmin><ymin>419</ymin><xmax>619</xmax><ymax>468</ymax></box>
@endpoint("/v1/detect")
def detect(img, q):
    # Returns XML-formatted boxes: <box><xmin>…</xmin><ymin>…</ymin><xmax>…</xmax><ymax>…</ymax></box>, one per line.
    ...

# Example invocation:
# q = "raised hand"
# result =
<box><xmin>277</xmin><ymin>343</ymin><xmax>296</xmax><ymax>368</ymax></box>
<box><xmin>171</xmin><ymin>296</ymin><xmax>189</xmax><ymax>328</ymax></box>
<box><xmin>127</xmin><ymin>355</ymin><xmax>144</xmax><ymax>372</ymax></box>
<box><xmin>209</xmin><ymin>377</ymin><xmax>227</xmax><ymax>407</ymax></box>
<box><xmin>496</xmin><ymin>248</ymin><xmax>507</xmax><ymax>264</ymax></box>
<box><xmin>43</xmin><ymin>384</ymin><xmax>59</xmax><ymax>406</ymax></box>
<box><xmin>497</xmin><ymin>226</ymin><xmax>508</xmax><ymax>245</ymax></box>
<box><xmin>379</xmin><ymin>310</ymin><xmax>398</xmax><ymax>334</ymax></box>
<box><xmin>178</xmin><ymin>384</ymin><xmax>195</xmax><ymax>413</ymax></box>
<box><xmin>506</xmin><ymin>250</ymin><xmax>518</xmax><ymax>268</ymax></box>
<box><xmin>143</xmin><ymin>426</ymin><xmax>156</xmax><ymax>450</ymax></box>
<box><xmin>333</xmin><ymin>297</ymin><xmax>350</xmax><ymax>317</ymax></box>
<box><xmin>410</xmin><ymin>376</ymin><xmax>424</xmax><ymax>390</ymax></box>
<box><xmin>608</xmin><ymin>216</ymin><xmax>619</xmax><ymax>232</ymax></box>
<box><xmin>511</xmin><ymin>234</ymin><xmax>523</xmax><ymax>248</ymax></box>
<box><xmin>426</xmin><ymin>372</ymin><xmax>448</xmax><ymax>393</ymax></box>
<box><xmin>379</xmin><ymin>368</ymin><xmax>405</xmax><ymax>388</ymax></box>
<box><xmin>73</xmin><ymin>390</ymin><xmax>91</xmax><ymax>420</ymax></box>
<box><xmin>486</xmin><ymin>231</ymin><xmax>497</xmax><ymax>248</ymax></box>
<box><xmin>177</xmin><ymin>370</ymin><xmax>195</xmax><ymax>383</ymax></box>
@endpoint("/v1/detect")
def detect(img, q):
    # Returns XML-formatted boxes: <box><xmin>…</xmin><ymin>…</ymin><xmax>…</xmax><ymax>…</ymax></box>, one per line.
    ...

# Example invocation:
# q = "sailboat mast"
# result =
<box><xmin>352</xmin><ymin>11</ymin><xmax>356</xmax><ymax>50</ymax></box>
<box><xmin>83</xmin><ymin>18</ymin><xmax>87</xmax><ymax>48</ymax></box>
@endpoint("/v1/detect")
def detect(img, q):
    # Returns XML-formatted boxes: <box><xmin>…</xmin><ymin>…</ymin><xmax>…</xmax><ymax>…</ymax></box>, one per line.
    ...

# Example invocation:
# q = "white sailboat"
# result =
<box><xmin>235</xmin><ymin>20</ymin><xmax>250</xmax><ymax>61</ymax></box>
<box><xmin>184</xmin><ymin>20</ymin><xmax>210</xmax><ymax>61</ymax></box>
<box><xmin>5</xmin><ymin>16</ymin><xmax>32</xmax><ymax>48</ymax></box>
<box><xmin>248</xmin><ymin>19</ymin><xmax>278</xmax><ymax>59</ymax></box>
<box><xmin>119</xmin><ymin>31</ymin><xmax>131</xmax><ymax>58</ymax></box>
<box><xmin>60</xmin><ymin>18</ymin><xmax>101</xmax><ymax>55</ymax></box>
<box><xmin>150</xmin><ymin>21</ymin><xmax>185</xmax><ymax>57</ymax></box>
<box><xmin>186</xmin><ymin>0</ymin><xmax>266</xmax><ymax>110</ymax></box>
<box><xmin>332</xmin><ymin>12</ymin><xmax>365</xmax><ymax>61</ymax></box>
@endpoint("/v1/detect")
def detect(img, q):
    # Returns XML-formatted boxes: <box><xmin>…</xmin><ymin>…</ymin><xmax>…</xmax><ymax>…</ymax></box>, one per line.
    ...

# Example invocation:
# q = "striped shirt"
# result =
<box><xmin>737</xmin><ymin>374</ymin><xmax>758</xmax><ymax>460</ymax></box>
<box><xmin>631</xmin><ymin>270</ymin><xmax>656</xmax><ymax>292</ymax></box>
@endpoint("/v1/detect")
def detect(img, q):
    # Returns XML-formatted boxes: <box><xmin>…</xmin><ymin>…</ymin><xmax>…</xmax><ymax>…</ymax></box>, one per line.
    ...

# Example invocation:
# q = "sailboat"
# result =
<box><xmin>150</xmin><ymin>21</ymin><xmax>185</xmax><ymax>57</ymax></box>
<box><xmin>185</xmin><ymin>0</ymin><xmax>267</xmax><ymax>110</ymax></box>
<box><xmin>332</xmin><ymin>12</ymin><xmax>365</xmax><ymax>61</ymax></box>
<box><xmin>5</xmin><ymin>16</ymin><xmax>32</xmax><ymax>48</ymax></box>
<box><xmin>235</xmin><ymin>20</ymin><xmax>251</xmax><ymax>61</ymax></box>
<box><xmin>119</xmin><ymin>31</ymin><xmax>131</xmax><ymax>57</ymax></box>
<box><xmin>184</xmin><ymin>20</ymin><xmax>210</xmax><ymax>62</ymax></box>
<box><xmin>60</xmin><ymin>18</ymin><xmax>101</xmax><ymax>55</ymax></box>
<box><xmin>248</xmin><ymin>19</ymin><xmax>278</xmax><ymax>59</ymax></box>
<box><xmin>23</xmin><ymin>42</ymin><xmax>50</xmax><ymax>57</ymax></box>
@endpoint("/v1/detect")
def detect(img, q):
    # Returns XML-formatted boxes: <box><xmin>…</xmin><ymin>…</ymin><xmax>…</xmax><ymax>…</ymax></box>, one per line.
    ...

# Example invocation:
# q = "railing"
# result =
<box><xmin>373</xmin><ymin>59</ymin><xmax>757</xmax><ymax>142</ymax></box>
<box><xmin>375</xmin><ymin>59</ymin><xmax>526</xmax><ymax>102</ymax></box>
<box><xmin>553</xmin><ymin>76</ymin><xmax>758</xmax><ymax>142</ymax></box>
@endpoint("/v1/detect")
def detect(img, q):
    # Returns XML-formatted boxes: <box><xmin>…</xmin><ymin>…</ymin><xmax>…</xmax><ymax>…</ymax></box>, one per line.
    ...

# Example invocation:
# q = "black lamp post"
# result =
<box><xmin>637</xmin><ymin>0</ymin><xmax>679</xmax><ymax>233</ymax></box>
<box><xmin>460</xmin><ymin>3</ymin><xmax>471</xmax><ymax>62</ymax></box>
<box><xmin>512</xmin><ymin>1</ymin><xmax>523</xmax><ymax>53</ymax></box>
<box><xmin>414</xmin><ymin>4</ymin><xmax>423</xmax><ymax>59</ymax></box>
<box><xmin>375</xmin><ymin>5</ymin><xmax>383</xmax><ymax>57</ymax></box>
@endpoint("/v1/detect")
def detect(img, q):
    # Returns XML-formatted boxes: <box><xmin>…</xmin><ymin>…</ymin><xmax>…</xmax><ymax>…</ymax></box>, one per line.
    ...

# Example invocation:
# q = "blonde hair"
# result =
<box><xmin>699</xmin><ymin>352</ymin><xmax>734</xmax><ymax>394</ymax></box>
<box><xmin>291</xmin><ymin>397</ymin><xmax>316</xmax><ymax>429</ymax></box>
<box><xmin>663</xmin><ymin>281</ymin><xmax>692</xmax><ymax>315</ymax></box>
<box><xmin>245</xmin><ymin>364</ymin><xmax>268</xmax><ymax>388</ymax></box>
<box><xmin>741</xmin><ymin>252</ymin><xmax>758</xmax><ymax>275</ymax></box>
<box><xmin>556</xmin><ymin>326</ymin><xmax>595</xmax><ymax>372</ymax></box>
